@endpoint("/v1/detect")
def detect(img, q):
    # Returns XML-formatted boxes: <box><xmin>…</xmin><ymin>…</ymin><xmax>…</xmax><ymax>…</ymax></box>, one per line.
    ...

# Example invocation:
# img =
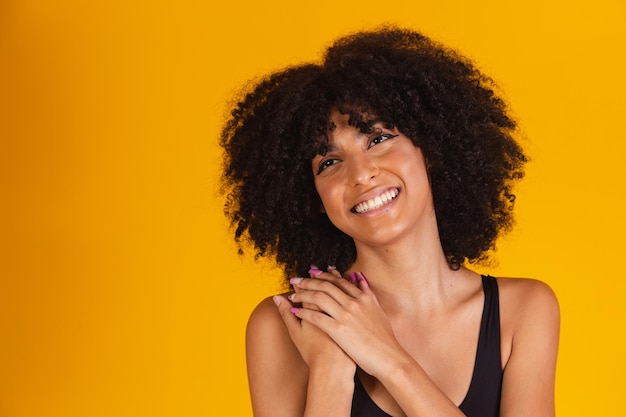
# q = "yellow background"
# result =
<box><xmin>1</xmin><ymin>0</ymin><xmax>624</xmax><ymax>415</ymax></box>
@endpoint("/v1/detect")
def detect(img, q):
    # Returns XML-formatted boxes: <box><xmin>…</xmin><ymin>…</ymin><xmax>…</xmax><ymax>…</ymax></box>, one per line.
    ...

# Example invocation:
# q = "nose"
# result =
<box><xmin>346</xmin><ymin>153</ymin><xmax>379</xmax><ymax>186</ymax></box>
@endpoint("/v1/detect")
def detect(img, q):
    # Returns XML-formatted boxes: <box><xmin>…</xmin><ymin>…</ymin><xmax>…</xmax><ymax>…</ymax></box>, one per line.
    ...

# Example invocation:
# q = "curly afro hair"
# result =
<box><xmin>220</xmin><ymin>27</ymin><xmax>527</xmax><ymax>280</ymax></box>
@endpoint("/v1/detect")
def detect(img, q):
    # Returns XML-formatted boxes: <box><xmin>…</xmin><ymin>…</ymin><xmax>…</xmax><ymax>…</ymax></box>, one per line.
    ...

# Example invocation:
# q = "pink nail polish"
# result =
<box><xmin>288</xmin><ymin>293</ymin><xmax>295</xmax><ymax>301</ymax></box>
<box><xmin>290</xmin><ymin>277</ymin><xmax>303</xmax><ymax>285</ymax></box>
<box><xmin>350</xmin><ymin>272</ymin><xmax>357</xmax><ymax>283</ymax></box>
<box><xmin>290</xmin><ymin>307</ymin><xmax>299</xmax><ymax>314</ymax></box>
<box><xmin>357</xmin><ymin>272</ymin><xmax>368</xmax><ymax>286</ymax></box>
<box><xmin>308</xmin><ymin>268</ymin><xmax>323</xmax><ymax>276</ymax></box>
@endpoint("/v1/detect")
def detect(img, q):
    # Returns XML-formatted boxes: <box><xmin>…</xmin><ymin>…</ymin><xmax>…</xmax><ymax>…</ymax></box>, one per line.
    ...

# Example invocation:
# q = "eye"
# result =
<box><xmin>316</xmin><ymin>158</ymin><xmax>340</xmax><ymax>175</ymax></box>
<box><xmin>368</xmin><ymin>133</ymin><xmax>398</xmax><ymax>149</ymax></box>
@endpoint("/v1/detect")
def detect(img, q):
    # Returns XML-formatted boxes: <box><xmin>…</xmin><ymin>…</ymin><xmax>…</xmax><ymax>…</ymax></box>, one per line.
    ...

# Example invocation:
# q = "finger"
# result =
<box><xmin>343</xmin><ymin>271</ymin><xmax>372</xmax><ymax>297</ymax></box>
<box><xmin>291</xmin><ymin>305</ymin><xmax>335</xmax><ymax>334</ymax></box>
<box><xmin>272</xmin><ymin>295</ymin><xmax>302</xmax><ymax>336</ymax></box>
<box><xmin>326</xmin><ymin>265</ymin><xmax>342</xmax><ymax>278</ymax></box>
<box><xmin>294</xmin><ymin>272</ymin><xmax>374</xmax><ymax>314</ymax></box>
<box><xmin>306</xmin><ymin>268</ymin><xmax>351</xmax><ymax>296</ymax></box>
<box><xmin>292</xmin><ymin>274</ymin><xmax>320</xmax><ymax>312</ymax></box>
<box><xmin>291</xmin><ymin>277</ymin><xmax>349</xmax><ymax>301</ymax></box>
<box><xmin>356</xmin><ymin>271</ymin><xmax>372</xmax><ymax>294</ymax></box>
<box><xmin>290</xmin><ymin>288</ymin><xmax>322</xmax><ymax>313</ymax></box>
<box><xmin>300</xmin><ymin>271</ymin><xmax>363</xmax><ymax>299</ymax></box>
<box><xmin>305</xmin><ymin>267</ymin><xmax>327</xmax><ymax>311</ymax></box>
<box><xmin>308</xmin><ymin>267</ymin><xmax>333</xmax><ymax>279</ymax></box>
<box><xmin>293</xmin><ymin>289</ymin><xmax>342</xmax><ymax>318</ymax></box>
<box><xmin>324</xmin><ymin>266</ymin><xmax>359</xmax><ymax>289</ymax></box>
<box><xmin>290</xmin><ymin>279</ymin><xmax>354</xmax><ymax>319</ymax></box>
<box><xmin>308</xmin><ymin>265</ymin><xmax>344</xmax><ymax>281</ymax></box>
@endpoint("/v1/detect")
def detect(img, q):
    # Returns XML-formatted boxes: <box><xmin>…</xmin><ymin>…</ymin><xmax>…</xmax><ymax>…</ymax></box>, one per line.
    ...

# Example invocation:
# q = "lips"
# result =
<box><xmin>353</xmin><ymin>188</ymin><xmax>399</xmax><ymax>214</ymax></box>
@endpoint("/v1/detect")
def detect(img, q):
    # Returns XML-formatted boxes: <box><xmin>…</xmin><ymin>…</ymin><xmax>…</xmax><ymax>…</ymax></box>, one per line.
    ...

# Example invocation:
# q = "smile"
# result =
<box><xmin>353</xmin><ymin>188</ymin><xmax>399</xmax><ymax>214</ymax></box>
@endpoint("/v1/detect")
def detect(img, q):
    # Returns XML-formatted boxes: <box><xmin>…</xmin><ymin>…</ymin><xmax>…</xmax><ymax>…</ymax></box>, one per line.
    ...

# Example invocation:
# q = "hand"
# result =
<box><xmin>289</xmin><ymin>271</ymin><xmax>407</xmax><ymax>377</ymax></box>
<box><xmin>273</xmin><ymin>266</ymin><xmax>356</xmax><ymax>373</ymax></box>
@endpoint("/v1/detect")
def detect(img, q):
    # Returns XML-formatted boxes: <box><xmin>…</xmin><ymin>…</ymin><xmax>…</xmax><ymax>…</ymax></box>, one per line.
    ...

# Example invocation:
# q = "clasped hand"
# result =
<box><xmin>274</xmin><ymin>267</ymin><xmax>403</xmax><ymax>378</ymax></box>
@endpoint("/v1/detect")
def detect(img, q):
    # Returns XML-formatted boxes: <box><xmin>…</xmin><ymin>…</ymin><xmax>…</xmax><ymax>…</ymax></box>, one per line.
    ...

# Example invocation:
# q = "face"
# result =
<box><xmin>312</xmin><ymin>111</ymin><xmax>437</xmax><ymax>248</ymax></box>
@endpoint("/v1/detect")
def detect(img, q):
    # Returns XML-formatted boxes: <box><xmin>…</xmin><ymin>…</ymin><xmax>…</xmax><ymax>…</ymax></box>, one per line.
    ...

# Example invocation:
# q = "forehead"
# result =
<box><xmin>327</xmin><ymin>108</ymin><xmax>382</xmax><ymax>134</ymax></box>
<box><xmin>311</xmin><ymin>105</ymin><xmax>389</xmax><ymax>155</ymax></box>
<box><xmin>313</xmin><ymin>109</ymin><xmax>392</xmax><ymax>157</ymax></box>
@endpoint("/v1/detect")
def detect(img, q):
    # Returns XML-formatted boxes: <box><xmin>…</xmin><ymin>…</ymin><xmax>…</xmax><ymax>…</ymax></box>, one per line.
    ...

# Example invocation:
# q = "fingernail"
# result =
<box><xmin>288</xmin><ymin>293</ymin><xmax>295</xmax><ymax>301</ymax></box>
<box><xmin>357</xmin><ymin>272</ymin><xmax>368</xmax><ymax>287</ymax></box>
<box><xmin>350</xmin><ymin>272</ymin><xmax>357</xmax><ymax>283</ymax></box>
<box><xmin>290</xmin><ymin>277</ymin><xmax>303</xmax><ymax>285</ymax></box>
<box><xmin>272</xmin><ymin>296</ymin><xmax>281</xmax><ymax>306</ymax></box>
<box><xmin>290</xmin><ymin>307</ymin><xmax>299</xmax><ymax>314</ymax></box>
<box><xmin>310</xmin><ymin>264</ymin><xmax>319</xmax><ymax>269</ymax></box>
<box><xmin>308</xmin><ymin>268</ymin><xmax>323</xmax><ymax>276</ymax></box>
<box><xmin>327</xmin><ymin>265</ymin><xmax>337</xmax><ymax>270</ymax></box>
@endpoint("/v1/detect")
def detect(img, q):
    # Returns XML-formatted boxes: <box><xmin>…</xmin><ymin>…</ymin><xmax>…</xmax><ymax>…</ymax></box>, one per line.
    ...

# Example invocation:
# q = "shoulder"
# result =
<box><xmin>496</xmin><ymin>277</ymin><xmax>560</xmax><ymax>367</ymax></box>
<box><xmin>246</xmin><ymin>296</ymin><xmax>308</xmax><ymax>417</ymax></box>
<box><xmin>246</xmin><ymin>295</ymin><xmax>304</xmax><ymax>367</ymax></box>
<box><xmin>496</xmin><ymin>277</ymin><xmax>560</xmax><ymax>321</ymax></box>
<box><xmin>247</xmin><ymin>295</ymin><xmax>287</xmax><ymax>337</ymax></box>
<box><xmin>495</xmin><ymin>278</ymin><xmax>560</xmax><ymax>414</ymax></box>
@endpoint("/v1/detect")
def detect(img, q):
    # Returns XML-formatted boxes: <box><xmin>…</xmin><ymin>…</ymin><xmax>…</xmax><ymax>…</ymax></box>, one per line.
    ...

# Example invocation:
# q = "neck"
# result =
<box><xmin>349</xmin><ymin>236</ymin><xmax>474</xmax><ymax>315</ymax></box>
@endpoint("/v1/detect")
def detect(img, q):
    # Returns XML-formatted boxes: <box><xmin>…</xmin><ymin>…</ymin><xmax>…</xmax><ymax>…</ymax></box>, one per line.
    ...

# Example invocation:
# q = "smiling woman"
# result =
<box><xmin>220</xmin><ymin>27</ymin><xmax>559</xmax><ymax>417</ymax></box>
<box><xmin>221</xmin><ymin>28</ymin><xmax>527</xmax><ymax>277</ymax></box>
<box><xmin>312</xmin><ymin>111</ymin><xmax>433</xmax><ymax>250</ymax></box>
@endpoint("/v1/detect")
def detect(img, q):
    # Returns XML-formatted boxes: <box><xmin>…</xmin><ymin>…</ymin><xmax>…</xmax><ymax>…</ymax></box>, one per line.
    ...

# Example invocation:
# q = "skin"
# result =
<box><xmin>246</xmin><ymin>111</ymin><xmax>560</xmax><ymax>417</ymax></box>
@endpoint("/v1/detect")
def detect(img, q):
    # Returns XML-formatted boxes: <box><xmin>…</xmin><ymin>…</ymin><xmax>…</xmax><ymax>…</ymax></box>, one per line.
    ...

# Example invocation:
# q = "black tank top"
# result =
<box><xmin>351</xmin><ymin>275</ymin><xmax>503</xmax><ymax>417</ymax></box>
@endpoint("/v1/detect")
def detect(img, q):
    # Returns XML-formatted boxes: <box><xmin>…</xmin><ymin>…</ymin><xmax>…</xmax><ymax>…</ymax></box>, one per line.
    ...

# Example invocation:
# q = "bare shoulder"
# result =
<box><xmin>247</xmin><ymin>295</ymin><xmax>288</xmax><ymax>338</ymax></box>
<box><xmin>246</xmin><ymin>296</ymin><xmax>308</xmax><ymax>417</ymax></box>
<box><xmin>246</xmin><ymin>294</ymin><xmax>305</xmax><ymax>369</ymax></box>
<box><xmin>496</xmin><ymin>277</ymin><xmax>560</xmax><ymax>320</ymax></box>
<box><xmin>496</xmin><ymin>277</ymin><xmax>560</xmax><ymax>370</ymax></box>
<box><xmin>495</xmin><ymin>278</ymin><xmax>560</xmax><ymax>415</ymax></box>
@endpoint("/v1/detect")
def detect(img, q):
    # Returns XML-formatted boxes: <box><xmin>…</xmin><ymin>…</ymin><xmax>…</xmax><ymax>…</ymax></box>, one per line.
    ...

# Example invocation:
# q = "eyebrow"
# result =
<box><xmin>366</xmin><ymin>118</ymin><xmax>383</xmax><ymax>127</ymax></box>
<box><xmin>315</xmin><ymin>118</ymin><xmax>393</xmax><ymax>156</ymax></box>
<box><xmin>316</xmin><ymin>143</ymin><xmax>335</xmax><ymax>157</ymax></box>
<box><xmin>356</xmin><ymin>118</ymin><xmax>391</xmax><ymax>134</ymax></box>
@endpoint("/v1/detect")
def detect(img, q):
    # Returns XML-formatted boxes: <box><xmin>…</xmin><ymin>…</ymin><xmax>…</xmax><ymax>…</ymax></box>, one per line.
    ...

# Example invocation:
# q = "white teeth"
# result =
<box><xmin>354</xmin><ymin>189</ymin><xmax>399</xmax><ymax>213</ymax></box>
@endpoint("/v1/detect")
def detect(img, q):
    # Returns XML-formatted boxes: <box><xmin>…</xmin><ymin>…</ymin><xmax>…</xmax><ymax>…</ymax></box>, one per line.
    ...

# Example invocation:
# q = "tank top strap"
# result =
<box><xmin>458</xmin><ymin>274</ymin><xmax>503</xmax><ymax>416</ymax></box>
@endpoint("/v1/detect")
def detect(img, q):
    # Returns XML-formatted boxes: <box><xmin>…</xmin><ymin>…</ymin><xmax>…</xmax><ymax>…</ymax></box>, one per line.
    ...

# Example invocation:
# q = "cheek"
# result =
<box><xmin>314</xmin><ymin>178</ymin><xmax>342</xmax><ymax>210</ymax></box>
<box><xmin>314</xmin><ymin>183</ymin><xmax>332</xmax><ymax>206</ymax></box>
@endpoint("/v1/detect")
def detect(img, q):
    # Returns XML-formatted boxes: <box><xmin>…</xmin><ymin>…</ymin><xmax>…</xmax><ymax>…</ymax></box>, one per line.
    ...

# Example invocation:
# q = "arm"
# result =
<box><xmin>290</xmin><ymin>274</ymin><xmax>559</xmax><ymax>417</ymax></box>
<box><xmin>376</xmin><ymin>279</ymin><xmax>560</xmax><ymax>417</ymax></box>
<box><xmin>499</xmin><ymin>279</ymin><xmax>560</xmax><ymax>417</ymax></box>
<box><xmin>246</xmin><ymin>297</ymin><xmax>307</xmax><ymax>417</ymax></box>
<box><xmin>246</xmin><ymin>295</ymin><xmax>356</xmax><ymax>417</ymax></box>
<box><xmin>290</xmin><ymin>273</ymin><xmax>466</xmax><ymax>417</ymax></box>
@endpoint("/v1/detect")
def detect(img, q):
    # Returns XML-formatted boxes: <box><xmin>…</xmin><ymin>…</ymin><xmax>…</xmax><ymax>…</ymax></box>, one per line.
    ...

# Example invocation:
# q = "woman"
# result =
<box><xmin>221</xmin><ymin>27</ymin><xmax>559</xmax><ymax>417</ymax></box>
